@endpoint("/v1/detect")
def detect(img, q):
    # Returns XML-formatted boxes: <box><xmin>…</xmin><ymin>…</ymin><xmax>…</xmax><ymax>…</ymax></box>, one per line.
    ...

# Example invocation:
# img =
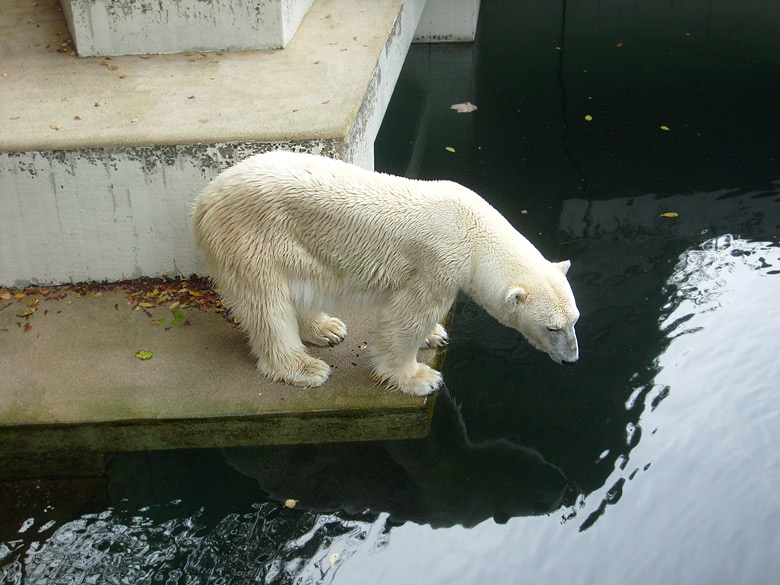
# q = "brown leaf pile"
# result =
<box><xmin>1</xmin><ymin>275</ymin><xmax>227</xmax><ymax>333</ymax></box>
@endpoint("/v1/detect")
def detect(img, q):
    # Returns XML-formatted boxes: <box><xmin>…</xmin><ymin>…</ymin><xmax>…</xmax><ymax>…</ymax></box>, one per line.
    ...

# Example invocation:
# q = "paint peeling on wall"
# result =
<box><xmin>0</xmin><ymin>139</ymin><xmax>346</xmax><ymax>287</ymax></box>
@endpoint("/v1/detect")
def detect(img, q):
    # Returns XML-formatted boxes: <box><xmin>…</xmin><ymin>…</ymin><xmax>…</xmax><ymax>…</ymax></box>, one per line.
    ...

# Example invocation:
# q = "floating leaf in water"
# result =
<box><xmin>660</xmin><ymin>212</ymin><xmax>679</xmax><ymax>218</ymax></box>
<box><xmin>451</xmin><ymin>101</ymin><xmax>478</xmax><ymax>113</ymax></box>
<box><xmin>660</xmin><ymin>125</ymin><xmax>670</xmax><ymax>131</ymax></box>
<box><xmin>134</xmin><ymin>350</ymin><xmax>153</xmax><ymax>360</ymax></box>
<box><xmin>445</xmin><ymin>146</ymin><xmax>456</xmax><ymax>152</ymax></box>
<box><xmin>584</xmin><ymin>115</ymin><xmax>593</xmax><ymax>121</ymax></box>
<box><xmin>284</xmin><ymin>499</ymin><xmax>298</xmax><ymax>508</ymax></box>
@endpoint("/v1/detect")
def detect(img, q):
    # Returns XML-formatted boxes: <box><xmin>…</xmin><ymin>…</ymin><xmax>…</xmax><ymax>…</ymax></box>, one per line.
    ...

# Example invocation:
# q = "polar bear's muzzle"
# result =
<box><xmin>548</xmin><ymin>328</ymin><xmax>579</xmax><ymax>365</ymax></box>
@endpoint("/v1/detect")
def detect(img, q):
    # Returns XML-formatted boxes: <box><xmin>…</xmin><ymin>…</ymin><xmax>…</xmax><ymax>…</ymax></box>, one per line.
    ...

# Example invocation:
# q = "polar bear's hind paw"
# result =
<box><xmin>299</xmin><ymin>314</ymin><xmax>347</xmax><ymax>347</ymax></box>
<box><xmin>260</xmin><ymin>354</ymin><xmax>331</xmax><ymax>388</ymax></box>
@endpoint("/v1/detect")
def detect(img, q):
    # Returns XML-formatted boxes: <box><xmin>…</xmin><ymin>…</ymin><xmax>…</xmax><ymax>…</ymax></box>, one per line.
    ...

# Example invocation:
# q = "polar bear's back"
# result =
<box><xmin>192</xmin><ymin>151</ymin><xmax>524</xmax><ymax>302</ymax></box>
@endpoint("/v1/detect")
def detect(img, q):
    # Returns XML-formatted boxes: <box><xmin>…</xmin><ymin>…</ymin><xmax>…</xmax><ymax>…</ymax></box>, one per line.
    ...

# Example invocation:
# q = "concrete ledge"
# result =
<box><xmin>0</xmin><ymin>283</ymin><xmax>443</xmax><ymax>476</ymax></box>
<box><xmin>60</xmin><ymin>0</ymin><xmax>314</xmax><ymax>57</ymax></box>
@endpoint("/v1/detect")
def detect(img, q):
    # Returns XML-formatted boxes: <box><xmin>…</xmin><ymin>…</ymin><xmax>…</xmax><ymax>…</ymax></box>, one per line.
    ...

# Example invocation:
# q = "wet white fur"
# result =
<box><xmin>192</xmin><ymin>151</ymin><xmax>579</xmax><ymax>395</ymax></box>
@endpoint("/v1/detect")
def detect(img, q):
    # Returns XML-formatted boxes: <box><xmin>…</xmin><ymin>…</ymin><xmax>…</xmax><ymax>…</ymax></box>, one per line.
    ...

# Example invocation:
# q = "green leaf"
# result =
<box><xmin>171</xmin><ymin>309</ymin><xmax>184</xmax><ymax>325</ymax></box>
<box><xmin>134</xmin><ymin>350</ymin><xmax>153</xmax><ymax>360</ymax></box>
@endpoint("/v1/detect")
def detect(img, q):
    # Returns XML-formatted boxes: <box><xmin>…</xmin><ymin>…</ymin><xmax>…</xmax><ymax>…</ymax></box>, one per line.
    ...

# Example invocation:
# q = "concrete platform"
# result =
<box><xmin>0</xmin><ymin>283</ymin><xmax>442</xmax><ymax>476</ymax></box>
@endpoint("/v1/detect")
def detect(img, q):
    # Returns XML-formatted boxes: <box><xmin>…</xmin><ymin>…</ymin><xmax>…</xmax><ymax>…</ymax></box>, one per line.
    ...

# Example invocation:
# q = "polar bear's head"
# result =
<box><xmin>503</xmin><ymin>260</ymin><xmax>579</xmax><ymax>365</ymax></box>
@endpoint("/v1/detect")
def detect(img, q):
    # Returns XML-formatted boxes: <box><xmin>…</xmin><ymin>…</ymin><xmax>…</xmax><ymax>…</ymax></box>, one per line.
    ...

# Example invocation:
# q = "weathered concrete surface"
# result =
<box><xmin>0</xmin><ymin>0</ymin><xmax>419</xmax><ymax>154</ymax></box>
<box><xmin>60</xmin><ymin>0</ymin><xmax>314</xmax><ymax>57</ymax></box>
<box><xmin>0</xmin><ymin>288</ymin><xmax>443</xmax><ymax>476</ymax></box>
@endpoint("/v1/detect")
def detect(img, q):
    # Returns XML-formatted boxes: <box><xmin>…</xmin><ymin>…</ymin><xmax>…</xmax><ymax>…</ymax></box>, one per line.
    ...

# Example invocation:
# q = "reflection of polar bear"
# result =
<box><xmin>192</xmin><ymin>151</ymin><xmax>579</xmax><ymax>395</ymax></box>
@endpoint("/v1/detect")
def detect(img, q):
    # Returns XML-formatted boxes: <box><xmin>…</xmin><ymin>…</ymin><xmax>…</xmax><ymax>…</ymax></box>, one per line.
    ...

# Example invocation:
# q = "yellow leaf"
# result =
<box><xmin>284</xmin><ymin>499</ymin><xmax>298</xmax><ymax>508</ymax></box>
<box><xmin>584</xmin><ymin>115</ymin><xmax>593</xmax><ymax>121</ymax></box>
<box><xmin>445</xmin><ymin>146</ymin><xmax>455</xmax><ymax>153</ymax></box>
<box><xmin>660</xmin><ymin>125</ymin><xmax>670</xmax><ymax>131</ymax></box>
<box><xmin>660</xmin><ymin>212</ymin><xmax>679</xmax><ymax>218</ymax></box>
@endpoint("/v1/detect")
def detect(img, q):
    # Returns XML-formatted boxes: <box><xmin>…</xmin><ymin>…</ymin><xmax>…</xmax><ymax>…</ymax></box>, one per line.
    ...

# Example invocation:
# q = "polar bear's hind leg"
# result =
<box><xmin>298</xmin><ymin>313</ymin><xmax>348</xmax><ymax>347</ymax></box>
<box><xmin>228</xmin><ymin>278</ymin><xmax>331</xmax><ymax>388</ymax></box>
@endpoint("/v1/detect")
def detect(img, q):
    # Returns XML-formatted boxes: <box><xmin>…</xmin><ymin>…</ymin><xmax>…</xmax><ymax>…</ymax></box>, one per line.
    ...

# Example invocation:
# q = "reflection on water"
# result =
<box><xmin>6</xmin><ymin>502</ymin><xmax>381</xmax><ymax>585</ymax></box>
<box><xmin>1</xmin><ymin>390</ymin><xmax>573</xmax><ymax>584</ymax></box>
<box><xmin>224</xmin><ymin>390</ymin><xmax>572</xmax><ymax>529</ymax></box>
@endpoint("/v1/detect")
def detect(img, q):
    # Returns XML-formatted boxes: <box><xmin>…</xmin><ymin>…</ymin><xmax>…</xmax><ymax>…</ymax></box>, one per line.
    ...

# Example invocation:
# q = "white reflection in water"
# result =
<box><xmin>5</xmin><ymin>504</ymin><xmax>387</xmax><ymax>585</ymax></box>
<box><xmin>333</xmin><ymin>236</ymin><xmax>780</xmax><ymax>585</ymax></box>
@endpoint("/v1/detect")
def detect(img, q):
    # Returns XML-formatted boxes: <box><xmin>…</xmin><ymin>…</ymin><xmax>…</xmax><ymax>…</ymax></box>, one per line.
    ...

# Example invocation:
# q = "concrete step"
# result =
<box><xmin>0</xmin><ymin>281</ymin><xmax>441</xmax><ymax>476</ymax></box>
<box><xmin>61</xmin><ymin>0</ymin><xmax>315</xmax><ymax>57</ymax></box>
<box><xmin>0</xmin><ymin>0</ymin><xmax>428</xmax><ymax>286</ymax></box>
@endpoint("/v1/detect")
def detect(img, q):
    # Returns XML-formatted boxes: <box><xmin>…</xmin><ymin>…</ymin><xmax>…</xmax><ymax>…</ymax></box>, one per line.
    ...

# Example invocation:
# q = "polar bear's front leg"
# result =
<box><xmin>422</xmin><ymin>323</ymin><xmax>448</xmax><ymax>348</ymax></box>
<box><xmin>370</xmin><ymin>288</ymin><xmax>449</xmax><ymax>396</ymax></box>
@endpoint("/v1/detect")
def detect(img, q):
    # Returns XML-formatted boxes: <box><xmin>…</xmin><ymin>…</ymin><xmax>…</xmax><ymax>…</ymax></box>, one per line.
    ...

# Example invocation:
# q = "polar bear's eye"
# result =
<box><xmin>547</xmin><ymin>326</ymin><xmax>560</xmax><ymax>332</ymax></box>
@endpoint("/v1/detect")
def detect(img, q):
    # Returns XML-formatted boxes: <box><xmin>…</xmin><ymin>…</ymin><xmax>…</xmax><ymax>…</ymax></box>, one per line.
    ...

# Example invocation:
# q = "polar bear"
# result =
<box><xmin>192</xmin><ymin>151</ymin><xmax>579</xmax><ymax>396</ymax></box>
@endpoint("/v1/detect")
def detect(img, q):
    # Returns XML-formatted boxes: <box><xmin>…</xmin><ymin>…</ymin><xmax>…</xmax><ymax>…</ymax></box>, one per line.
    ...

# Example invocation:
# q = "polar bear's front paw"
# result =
<box><xmin>299</xmin><ymin>314</ymin><xmax>347</xmax><ymax>347</ymax></box>
<box><xmin>260</xmin><ymin>354</ymin><xmax>331</xmax><ymax>388</ymax></box>
<box><xmin>385</xmin><ymin>363</ymin><xmax>443</xmax><ymax>396</ymax></box>
<box><xmin>422</xmin><ymin>323</ymin><xmax>448</xmax><ymax>348</ymax></box>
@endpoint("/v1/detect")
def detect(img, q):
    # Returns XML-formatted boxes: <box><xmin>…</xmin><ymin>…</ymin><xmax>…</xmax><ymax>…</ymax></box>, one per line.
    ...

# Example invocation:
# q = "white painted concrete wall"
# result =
<box><xmin>60</xmin><ymin>0</ymin><xmax>314</xmax><ymax>57</ymax></box>
<box><xmin>414</xmin><ymin>0</ymin><xmax>481</xmax><ymax>42</ymax></box>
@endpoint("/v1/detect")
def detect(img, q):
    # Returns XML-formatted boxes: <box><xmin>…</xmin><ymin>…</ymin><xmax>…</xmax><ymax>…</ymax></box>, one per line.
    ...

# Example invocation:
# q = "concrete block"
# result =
<box><xmin>0</xmin><ymin>0</ymin><xmax>427</xmax><ymax>286</ymax></box>
<box><xmin>414</xmin><ymin>0</ymin><xmax>481</xmax><ymax>43</ymax></box>
<box><xmin>60</xmin><ymin>0</ymin><xmax>314</xmax><ymax>56</ymax></box>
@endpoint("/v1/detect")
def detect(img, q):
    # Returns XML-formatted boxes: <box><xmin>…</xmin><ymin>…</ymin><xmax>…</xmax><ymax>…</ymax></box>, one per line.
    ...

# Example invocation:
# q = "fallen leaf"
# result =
<box><xmin>584</xmin><ymin>115</ymin><xmax>593</xmax><ymax>121</ymax></box>
<box><xmin>284</xmin><ymin>499</ymin><xmax>298</xmax><ymax>509</ymax></box>
<box><xmin>445</xmin><ymin>146</ymin><xmax>455</xmax><ymax>152</ymax></box>
<box><xmin>660</xmin><ymin>125</ymin><xmax>670</xmax><ymax>131</ymax></box>
<box><xmin>133</xmin><ymin>350</ymin><xmax>153</xmax><ymax>360</ymax></box>
<box><xmin>451</xmin><ymin>102</ymin><xmax>478</xmax><ymax>113</ymax></box>
<box><xmin>171</xmin><ymin>309</ymin><xmax>184</xmax><ymax>325</ymax></box>
<box><xmin>660</xmin><ymin>212</ymin><xmax>679</xmax><ymax>218</ymax></box>
<box><xmin>617</xmin><ymin>42</ymin><xmax>624</xmax><ymax>47</ymax></box>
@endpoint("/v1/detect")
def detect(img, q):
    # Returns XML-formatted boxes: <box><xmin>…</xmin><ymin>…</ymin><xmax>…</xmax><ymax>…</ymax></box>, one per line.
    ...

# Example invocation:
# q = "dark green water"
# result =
<box><xmin>2</xmin><ymin>1</ymin><xmax>779</xmax><ymax>583</ymax></box>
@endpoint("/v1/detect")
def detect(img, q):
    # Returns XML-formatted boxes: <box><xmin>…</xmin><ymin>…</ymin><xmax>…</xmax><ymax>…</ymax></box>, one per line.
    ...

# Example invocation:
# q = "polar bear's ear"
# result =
<box><xmin>505</xmin><ymin>287</ymin><xmax>528</xmax><ymax>311</ymax></box>
<box><xmin>554</xmin><ymin>260</ymin><xmax>571</xmax><ymax>275</ymax></box>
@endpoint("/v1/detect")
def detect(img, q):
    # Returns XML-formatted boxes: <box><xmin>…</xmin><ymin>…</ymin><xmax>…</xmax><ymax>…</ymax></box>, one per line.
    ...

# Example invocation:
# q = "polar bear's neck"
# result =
<box><xmin>463</xmin><ymin>209</ymin><xmax>547</xmax><ymax>316</ymax></box>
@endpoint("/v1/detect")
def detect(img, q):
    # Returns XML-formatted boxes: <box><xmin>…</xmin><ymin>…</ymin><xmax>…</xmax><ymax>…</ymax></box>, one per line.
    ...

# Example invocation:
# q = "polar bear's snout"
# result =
<box><xmin>544</xmin><ymin>326</ymin><xmax>579</xmax><ymax>366</ymax></box>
